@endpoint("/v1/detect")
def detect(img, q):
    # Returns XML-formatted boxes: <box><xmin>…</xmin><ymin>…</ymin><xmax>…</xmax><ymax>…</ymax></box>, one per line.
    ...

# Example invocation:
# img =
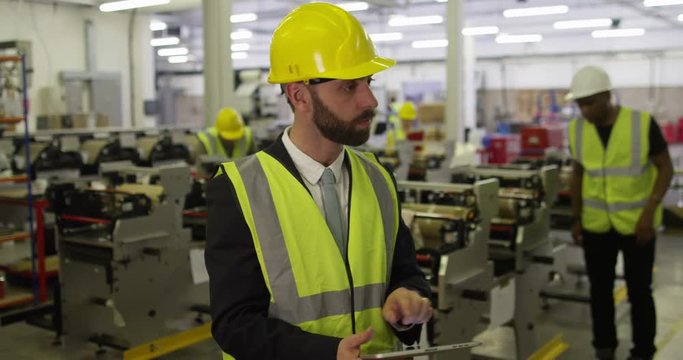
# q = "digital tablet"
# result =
<box><xmin>360</xmin><ymin>341</ymin><xmax>482</xmax><ymax>359</ymax></box>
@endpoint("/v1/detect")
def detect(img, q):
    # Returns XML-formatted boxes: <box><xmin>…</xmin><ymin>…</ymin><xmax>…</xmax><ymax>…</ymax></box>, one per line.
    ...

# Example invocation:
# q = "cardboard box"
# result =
<box><xmin>417</xmin><ymin>103</ymin><xmax>445</xmax><ymax>124</ymax></box>
<box><xmin>63</xmin><ymin>113</ymin><xmax>109</xmax><ymax>129</ymax></box>
<box><xmin>36</xmin><ymin>115</ymin><xmax>64</xmax><ymax>130</ymax></box>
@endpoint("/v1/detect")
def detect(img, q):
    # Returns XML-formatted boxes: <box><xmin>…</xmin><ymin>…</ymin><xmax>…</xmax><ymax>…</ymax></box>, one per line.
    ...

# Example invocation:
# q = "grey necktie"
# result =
<box><xmin>320</xmin><ymin>168</ymin><xmax>345</xmax><ymax>253</ymax></box>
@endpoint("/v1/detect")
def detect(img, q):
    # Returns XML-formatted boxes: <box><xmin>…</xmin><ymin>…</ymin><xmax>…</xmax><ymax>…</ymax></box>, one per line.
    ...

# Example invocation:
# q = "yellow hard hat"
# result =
<box><xmin>215</xmin><ymin>108</ymin><xmax>244</xmax><ymax>140</ymax></box>
<box><xmin>267</xmin><ymin>2</ymin><xmax>395</xmax><ymax>84</ymax></box>
<box><xmin>398</xmin><ymin>102</ymin><xmax>417</xmax><ymax>121</ymax></box>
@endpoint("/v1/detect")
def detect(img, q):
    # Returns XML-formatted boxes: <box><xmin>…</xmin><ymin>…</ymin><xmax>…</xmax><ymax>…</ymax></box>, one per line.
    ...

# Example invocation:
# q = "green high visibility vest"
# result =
<box><xmin>220</xmin><ymin>148</ymin><xmax>400</xmax><ymax>359</ymax></box>
<box><xmin>197</xmin><ymin>127</ymin><xmax>253</xmax><ymax>159</ymax></box>
<box><xmin>569</xmin><ymin>107</ymin><xmax>661</xmax><ymax>234</ymax></box>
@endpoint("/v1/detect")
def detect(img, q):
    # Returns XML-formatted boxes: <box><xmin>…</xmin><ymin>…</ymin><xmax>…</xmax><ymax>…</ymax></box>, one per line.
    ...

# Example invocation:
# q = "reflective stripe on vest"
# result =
<box><xmin>198</xmin><ymin>127</ymin><xmax>252</xmax><ymax>158</ymax></box>
<box><xmin>569</xmin><ymin>107</ymin><xmax>661</xmax><ymax>234</ymax></box>
<box><xmin>221</xmin><ymin>148</ymin><xmax>399</xmax><ymax>355</ymax></box>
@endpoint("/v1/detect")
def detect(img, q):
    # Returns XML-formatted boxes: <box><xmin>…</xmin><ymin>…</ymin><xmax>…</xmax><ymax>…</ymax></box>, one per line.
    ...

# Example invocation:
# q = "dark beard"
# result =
<box><xmin>310</xmin><ymin>90</ymin><xmax>375</xmax><ymax>146</ymax></box>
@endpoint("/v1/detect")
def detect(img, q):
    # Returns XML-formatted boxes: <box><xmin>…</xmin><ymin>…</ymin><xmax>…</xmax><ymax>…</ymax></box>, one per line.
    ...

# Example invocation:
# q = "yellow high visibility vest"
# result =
<box><xmin>388</xmin><ymin>114</ymin><xmax>406</xmax><ymax>141</ymax></box>
<box><xmin>220</xmin><ymin>148</ymin><xmax>400</xmax><ymax>359</ymax></box>
<box><xmin>569</xmin><ymin>107</ymin><xmax>661</xmax><ymax>234</ymax></box>
<box><xmin>197</xmin><ymin>127</ymin><xmax>253</xmax><ymax>159</ymax></box>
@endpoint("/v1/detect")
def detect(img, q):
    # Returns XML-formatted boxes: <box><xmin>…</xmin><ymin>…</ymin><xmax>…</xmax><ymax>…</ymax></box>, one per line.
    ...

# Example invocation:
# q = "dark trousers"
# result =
<box><xmin>583</xmin><ymin>229</ymin><xmax>657</xmax><ymax>358</ymax></box>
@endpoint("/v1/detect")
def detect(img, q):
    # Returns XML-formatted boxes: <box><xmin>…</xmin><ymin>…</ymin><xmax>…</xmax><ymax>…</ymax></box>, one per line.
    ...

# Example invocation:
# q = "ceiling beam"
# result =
<box><xmin>610</xmin><ymin>0</ymin><xmax>682</xmax><ymax>28</ymax></box>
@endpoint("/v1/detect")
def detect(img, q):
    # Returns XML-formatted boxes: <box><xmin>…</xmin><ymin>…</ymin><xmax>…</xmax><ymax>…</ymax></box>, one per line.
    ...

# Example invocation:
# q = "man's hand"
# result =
<box><xmin>571</xmin><ymin>221</ymin><xmax>583</xmax><ymax>246</ymax></box>
<box><xmin>337</xmin><ymin>328</ymin><xmax>373</xmax><ymax>360</ymax></box>
<box><xmin>383</xmin><ymin>288</ymin><xmax>433</xmax><ymax>329</ymax></box>
<box><xmin>635</xmin><ymin>210</ymin><xmax>656</xmax><ymax>246</ymax></box>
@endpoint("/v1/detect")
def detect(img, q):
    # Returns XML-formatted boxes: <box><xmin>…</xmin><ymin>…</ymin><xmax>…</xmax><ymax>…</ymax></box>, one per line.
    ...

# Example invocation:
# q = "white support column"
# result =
<box><xmin>203</xmin><ymin>0</ymin><xmax>234</xmax><ymax>127</ymax></box>
<box><xmin>463</xmin><ymin>35</ymin><xmax>476</xmax><ymax>132</ymax></box>
<box><xmin>444</xmin><ymin>0</ymin><xmax>465</xmax><ymax>141</ymax></box>
<box><xmin>133</xmin><ymin>14</ymin><xmax>155</xmax><ymax>128</ymax></box>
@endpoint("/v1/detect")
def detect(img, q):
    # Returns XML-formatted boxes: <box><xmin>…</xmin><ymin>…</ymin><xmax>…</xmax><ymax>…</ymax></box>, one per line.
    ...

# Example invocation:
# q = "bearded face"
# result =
<box><xmin>309</xmin><ymin>89</ymin><xmax>376</xmax><ymax>146</ymax></box>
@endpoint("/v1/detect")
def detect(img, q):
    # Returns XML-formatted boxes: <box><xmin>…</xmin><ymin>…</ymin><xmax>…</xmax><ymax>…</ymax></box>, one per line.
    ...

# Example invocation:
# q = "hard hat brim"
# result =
<box><xmin>220</xmin><ymin>127</ymin><xmax>245</xmax><ymax>141</ymax></box>
<box><xmin>565</xmin><ymin>87</ymin><xmax>611</xmax><ymax>102</ymax></box>
<box><xmin>268</xmin><ymin>56</ymin><xmax>396</xmax><ymax>84</ymax></box>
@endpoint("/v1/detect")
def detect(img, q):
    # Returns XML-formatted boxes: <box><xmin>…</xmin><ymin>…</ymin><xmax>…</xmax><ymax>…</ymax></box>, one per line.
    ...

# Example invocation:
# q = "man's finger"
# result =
<box><xmin>346</xmin><ymin>328</ymin><xmax>374</xmax><ymax>348</ymax></box>
<box><xmin>417</xmin><ymin>298</ymin><xmax>433</xmax><ymax>323</ymax></box>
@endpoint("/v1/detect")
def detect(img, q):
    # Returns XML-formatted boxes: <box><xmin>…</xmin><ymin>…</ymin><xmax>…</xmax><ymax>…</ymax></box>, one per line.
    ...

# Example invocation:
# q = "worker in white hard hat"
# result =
<box><xmin>196</xmin><ymin>107</ymin><xmax>256</xmax><ymax>159</ymax></box>
<box><xmin>567</xmin><ymin>65</ymin><xmax>673</xmax><ymax>360</ymax></box>
<box><xmin>205</xmin><ymin>3</ymin><xmax>432</xmax><ymax>360</ymax></box>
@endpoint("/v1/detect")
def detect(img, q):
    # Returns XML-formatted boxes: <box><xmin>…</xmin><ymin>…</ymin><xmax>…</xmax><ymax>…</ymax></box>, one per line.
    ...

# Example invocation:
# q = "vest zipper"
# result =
<box><xmin>602</xmin><ymin>137</ymin><xmax>612</xmax><ymax>228</ymax></box>
<box><xmin>344</xmin><ymin>238</ymin><xmax>356</xmax><ymax>334</ymax></box>
<box><xmin>345</xmin><ymin>173</ymin><xmax>356</xmax><ymax>334</ymax></box>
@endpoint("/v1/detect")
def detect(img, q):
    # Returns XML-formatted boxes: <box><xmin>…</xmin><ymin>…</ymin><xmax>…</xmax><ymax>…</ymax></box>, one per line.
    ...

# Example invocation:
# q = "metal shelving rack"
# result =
<box><xmin>0</xmin><ymin>54</ymin><xmax>48</xmax><ymax>312</ymax></box>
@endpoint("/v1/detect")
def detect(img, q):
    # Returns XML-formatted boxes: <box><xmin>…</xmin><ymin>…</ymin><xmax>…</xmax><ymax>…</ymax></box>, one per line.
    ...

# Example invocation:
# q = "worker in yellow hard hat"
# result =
<box><xmin>205</xmin><ymin>3</ymin><xmax>432</xmax><ymax>360</ymax></box>
<box><xmin>388</xmin><ymin>101</ymin><xmax>417</xmax><ymax>142</ymax></box>
<box><xmin>196</xmin><ymin>107</ymin><xmax>255</xmax><ymax>159</ymax></box>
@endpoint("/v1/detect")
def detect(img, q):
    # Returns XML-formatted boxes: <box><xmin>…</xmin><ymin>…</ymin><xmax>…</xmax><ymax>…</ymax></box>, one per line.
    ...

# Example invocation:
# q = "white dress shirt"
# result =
<box><xmin>281</xmin><ymin>127</ymin><xmax>349</xmax><ymax>237</ymax></box>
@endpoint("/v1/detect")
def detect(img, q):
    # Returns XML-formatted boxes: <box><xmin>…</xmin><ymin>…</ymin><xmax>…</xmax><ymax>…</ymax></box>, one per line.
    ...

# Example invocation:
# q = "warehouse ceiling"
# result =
<box><xmin>96</xmin><ymin>0</ymin><xmax>683</xmax><ymax>70</ymax></box>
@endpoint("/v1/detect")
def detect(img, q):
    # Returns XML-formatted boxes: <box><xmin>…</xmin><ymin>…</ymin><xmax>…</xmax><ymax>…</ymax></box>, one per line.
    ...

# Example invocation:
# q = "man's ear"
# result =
<box><xmin>284</xmin><ymin>82</ymin><xmax>312</xmax><ymax>112</ymax></box>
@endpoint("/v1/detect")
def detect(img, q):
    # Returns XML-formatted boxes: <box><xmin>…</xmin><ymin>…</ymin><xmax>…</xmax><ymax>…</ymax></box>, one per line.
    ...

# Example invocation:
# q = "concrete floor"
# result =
<box><xmin>533</xmin><ymin>229</ymin><xmax>683</xmax><ymax>360</ymax></box>
<box><xmin>0</xmin><ymin>229</ymin><xmax>681</xmax><ymax>359</ymax></box>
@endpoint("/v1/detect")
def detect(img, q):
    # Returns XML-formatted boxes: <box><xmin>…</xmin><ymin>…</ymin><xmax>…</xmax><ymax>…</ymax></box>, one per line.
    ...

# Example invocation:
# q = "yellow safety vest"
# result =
<box><xmin>197</xmin><ymin>127</ymin><xmax>253</xmax><ymax>159</ymax></box>
<box><xmin>388</xmin><ymin>114</ymin><xmax>406</xmax><ymax>142</ymax></box>
<box><xmin>220</xmin><ymin>148</ymin><xmax>400</xmax><ymax>359</ymax></box>
<box><xmin>569</xmin><ymin>107</ymin><xmax>662</xmax><ymax>234</ymax></box>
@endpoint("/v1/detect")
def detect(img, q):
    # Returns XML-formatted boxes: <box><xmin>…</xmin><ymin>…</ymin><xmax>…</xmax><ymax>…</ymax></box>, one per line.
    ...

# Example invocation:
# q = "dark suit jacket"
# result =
<box><xmin>205</xmin><ymin>136</ymin><xmax>430</xmax><ymax>359</ymax></box>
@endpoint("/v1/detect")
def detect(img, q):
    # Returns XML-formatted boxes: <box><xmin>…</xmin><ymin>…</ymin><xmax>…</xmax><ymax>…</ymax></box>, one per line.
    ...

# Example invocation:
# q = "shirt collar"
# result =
<box><xmin>281</xmin><ymin>126</ymin><xmax>345</xmax><ymax>185</ymax></box>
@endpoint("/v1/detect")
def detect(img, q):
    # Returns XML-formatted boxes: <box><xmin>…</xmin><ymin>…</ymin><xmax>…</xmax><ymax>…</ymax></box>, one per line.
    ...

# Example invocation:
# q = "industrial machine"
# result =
<box><xmin>135</xmin><ymin>132</ymin><xmax>191</xmax><ymax>167</ymax></box>
<box><xmin>13</xmin><ymin>139</ymin><xmax>82</xmax><ymax>180</ymax></box>
<box><xmin>79</xmin><ymin>135</ymin><xmax>139</xmax><ymax>175</ymax></box>
<box><xmin>451</xmin><ymin>164</ymin><xmax>561</xmax><ymax>359</ymax></box>
<box><xmin>398</xmin><ymin>179</ymin><xmax>498</xmax><ymax>360</ymax></box>
<box><xmin>48</xmin><ymin>164</ymin><xmax>208</xmax><ymax>353</ymax></box>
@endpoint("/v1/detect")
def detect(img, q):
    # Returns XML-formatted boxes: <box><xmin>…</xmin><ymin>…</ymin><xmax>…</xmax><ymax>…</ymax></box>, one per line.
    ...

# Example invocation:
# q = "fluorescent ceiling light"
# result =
<box><xmin>591</xmin><ymin>28</ymin><xmax>645</xmax><ymax>38</ymax></box>
<box><xmin>150</xmin><ymin>37</ymin><xmax>179</xmax><ymax>47</ymax></box>
<box><xmin>553</xmin><ymin>18</ymin><xmax>612</xmax><ymax>29</ymax></box>
<box><xmin>230</xmin><ymin>13</ymin><xmax>257</xmax><ymax>23</ymax></box>
<box><xmin>231</xmin><ymin>43</ymin><xmax>250</xmax><ymax>52</ymax></box>
<box><xmin>232</xmin><ymin>52</ymin><xmax>248</xmax><ymax>60</ymax></box>
<box><xmin>369</xmin><ymin>32</ymin><xmax>403</xmax><ymax>42</ymax></box>
<box><xmin>462</xmin><ymin>26</ymin><xmax>499</xmax><ymax>36</ymax></box>
<box><xmin>231</xmin><ymin>29</ymin><xmax>253</xmax><ymax>40</ymax></box>
<box><xmin>495</xmin><ymin>33</ymin><xmax>543</xmax><ymax>43</ymax></box>
<box><xmin>149</xmin><ymin>21</ymin><xmax>167</xmax><ymax>31</ymax></box>
<box><xmin>100</xmin><ymin>0</ymin><xmax>169</xmax><ymax>12</ymax></box>
<box><xmin>168</xmin><ymin>56</ymin><xmax>188</xmax><ymax>64</ymax></box>
<box><xmin>644</xmin><ymin>0</ymin><xmax>683</xmax><ymax>6</ymax></box>
<box><xmin>435</xmin><ymin>0</ymin><xmax>447</xmax><ymax>2</ymax></box>
<box><xmin>503</xmin><ymin>5</ymin><xmax>569</xmax><ymax>18</ymax></box>
<box><xmin>157</xmin><ymin>47</ymin><xmax>189</xmax><ymax>56</ymax></box>
<box><xmin>679</xmin><ymin>13</ymin><xmax>683</xmax><ymax>21</ymax></box>
<box><xmin>337</xmin><ymin>2</ymin><xmax>369</xmax><ymax>12</ymax></box>
<box><xmin>389</xmin><ymin>15</ymin><xmax>443</xmax><ymax>27</ymax></box>
<box><xmin>412</xmin><ymin>39</ymin><xmax>448</xmax><ymax>48</ymax></box>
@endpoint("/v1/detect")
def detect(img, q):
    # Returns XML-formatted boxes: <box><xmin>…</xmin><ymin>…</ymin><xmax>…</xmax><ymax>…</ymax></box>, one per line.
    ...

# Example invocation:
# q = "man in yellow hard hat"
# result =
<box><xmin>205</xmin><ymin>3</ymin><xmax>432</xmax><ymax>360</ymax></box>
<box><xmin>196</xmin><ymin>107</ymin><xmax>255</xmax><ymax>159</ymax></box>
<box><xmin>388</xmin><ymin>101</ymin><xmax>417</xmax><ymax>142</ymax></box>
<box><xmin>567</xmin><ymin>65</ymin><xmax>673</xmax><ymax>360</ymax></box>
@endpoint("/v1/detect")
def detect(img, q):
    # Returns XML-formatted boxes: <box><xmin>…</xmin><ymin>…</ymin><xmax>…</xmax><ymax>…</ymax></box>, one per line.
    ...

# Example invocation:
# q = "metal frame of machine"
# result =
<box><xmin>398</xmin><ymin>179</ymin><xmax>498</xmax><ymax>360</ymax></box>
<box><xmin>458</xmin><ymin>165</ymin><xmax>561</xmax><ymax>359</ymax></box>
<box><xmin>49</xmin><ymin>164</ymin><xmax>208</xmax><ymax>352</ymax></box>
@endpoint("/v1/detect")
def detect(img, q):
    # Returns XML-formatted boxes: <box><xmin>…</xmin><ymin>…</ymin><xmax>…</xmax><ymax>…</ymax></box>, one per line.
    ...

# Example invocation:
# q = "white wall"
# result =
<box><xmin>477</xmin><ymin>51</ymin><xmax>683</xmax><ymax>90</ymax></box>
<box><xmin>369</xmin><ymin>50</ymin><xmax>683</xmax><ymax>93</ymax></box>
<box><xmin>0</xmin><ymin>1</ymin><xmax>155</xmax><ymax>130</ymax></box>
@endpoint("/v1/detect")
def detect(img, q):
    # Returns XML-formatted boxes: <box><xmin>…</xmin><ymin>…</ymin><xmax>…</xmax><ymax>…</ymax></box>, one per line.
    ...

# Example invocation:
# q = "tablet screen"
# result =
<box><xmin>360</xmin><ymin>341</ymin><xmax>482</xmax><ymax>359</ymax></box>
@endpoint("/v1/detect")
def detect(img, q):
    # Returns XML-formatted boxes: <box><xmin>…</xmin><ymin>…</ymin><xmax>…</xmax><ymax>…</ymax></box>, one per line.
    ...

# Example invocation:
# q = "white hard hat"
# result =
<box><xmin>565</xmin><ymin>65</ymin><xmax>612</xmax><ymax>101</ymax></box>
